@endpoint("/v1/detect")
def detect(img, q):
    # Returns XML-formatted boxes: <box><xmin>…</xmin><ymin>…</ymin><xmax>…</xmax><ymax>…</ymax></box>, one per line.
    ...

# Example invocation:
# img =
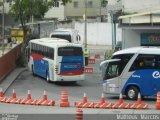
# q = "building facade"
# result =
<box><xmin>118</xmin><ymin>0</ymin><xmax>160</xmax><ymax>49</ymax></box>
<box><xmin>44</xmin><ymin>1</ymin><xmax>65</xmax><ymax>20</ymax></box>
<box><xmin>64</xmin><ymin>0</ymin><xmax>102</xmax><ymax>21</ymax></box>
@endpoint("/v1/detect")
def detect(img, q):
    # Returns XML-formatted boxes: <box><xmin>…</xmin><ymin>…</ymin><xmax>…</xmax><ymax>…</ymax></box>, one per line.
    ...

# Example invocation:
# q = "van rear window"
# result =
<box><xmin>51</xmin><ymin>35</ymin><xmax>71</xmax><ymax>42</ymax></box>
<box><xmin>58</xmin><ymin>47</ymin><xmax>83</xmax><ymax>56</ymax></box>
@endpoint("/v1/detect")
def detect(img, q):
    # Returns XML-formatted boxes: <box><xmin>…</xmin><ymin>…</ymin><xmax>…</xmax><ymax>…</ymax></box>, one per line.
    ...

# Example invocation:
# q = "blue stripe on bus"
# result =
<box><xmin>33</xmin><ymin>59</ymin><xmax>49</xmax><ymax>79</ymax></box>
<box><xmin>121</xmin><ymin>69</ymin><xmax>160</xmax><ymax>96</ymax></box>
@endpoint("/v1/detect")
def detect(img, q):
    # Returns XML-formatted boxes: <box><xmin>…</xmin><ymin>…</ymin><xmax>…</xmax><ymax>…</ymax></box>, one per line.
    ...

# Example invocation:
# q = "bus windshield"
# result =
<box><xmin>105</xmin><ymin>61</ymin><xmax>121</xmax><ymax>79</ymax></box>
<box><xmin>51</xmin><ymin>34</ymin><xmax>71</xmax><ymax>42</ymax></box>
<box><xmin>58</xmin><ymin>47</ymin><xmax>83</xmax><ymax>56</ymax></box>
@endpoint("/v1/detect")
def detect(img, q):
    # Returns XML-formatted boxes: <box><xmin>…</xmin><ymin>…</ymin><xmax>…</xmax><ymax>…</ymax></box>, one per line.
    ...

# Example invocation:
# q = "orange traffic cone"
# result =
<box><xmin>60</xmin><ymin>89</ymin><xmax>70</xmax><ymax>107</ymax></box>
<box><xmin>20</xmin><ymin>90</ymin><xmax>34</xmax><ymax>104</ymax></box>
<box><xmin>82</xmin><ymin>93</ymin><xmax>88</xmax><ymax>103</ymax></box>
<box><xmin>27</xmin><ymin>90</ymin><xmax>32</xmax><ymax>100</ymax></box>
<box><xmin>0</xmin><ymin>87</ymin><xmax>4</xmax><ymax>98</ymax></box>
<box><xmin>0</xmin><ymin>87</ymin><xmax>6</xmax><ymax>102</ymax></box>
<box><xmin>42</xmin><ymin>90</ymin><xmax>47</xmax><ymax>101</ymax></box>
<box><xmin>12</xmin><ymin>89</ymin><xmax>16</xmax><ymax>98</ymax></box>
<box><xmin>118</xmin><ymin>93</ymin><xmax>123</xmax><ymax>104</ymax></box>
<box><xmin>31</xmin><ymin>90</ymin><xmax>55</xmax><ymax>106</ymax></box>
<box><xmin>155</xmin><ymin>91</ymin><xmax>160</xmax><ymax>109</ymax></box>
<box><xmin>100</xmin><ymin>93</ymin><xmax>105</xmax><ymax>104</ymax></box>
<box><xmin>137</xmin><ymin>93</ymin><xmax>142</xmax><ymax>104</ymax></box>
<box><xmin>75</xmin><ymin>109</ymin><xmax>83</xmax><ymax>120</ymax></box>
<box><xmin>112</xmin><ymin>93</ymin><xmax>128</xmax><ymax>109</ymax></box>
<box><xmin>130</xmin><ymin>92</ymin><xmax>148</xmax><ymax>109</ymax></box>
<box><xmin>5</xmin><ymin>89</ymin><xmax>20</xmax><ymax>103</ymax></box>
<box><xmin>36</xmin><ymin>90</ymin><xmax>48</xmax><ymax>105</ymax></box>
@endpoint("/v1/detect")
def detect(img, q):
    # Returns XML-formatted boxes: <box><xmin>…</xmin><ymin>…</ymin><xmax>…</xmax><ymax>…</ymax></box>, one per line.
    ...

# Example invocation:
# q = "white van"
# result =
<box><xmin>49</xmin><ymin>28</ymin><xmax>81</xmax><ymax>43</ymax></box>
<box><xmin>100</xmin><ymin>47</ymin><xmax>160</xmax><ymax>99</ymax></box>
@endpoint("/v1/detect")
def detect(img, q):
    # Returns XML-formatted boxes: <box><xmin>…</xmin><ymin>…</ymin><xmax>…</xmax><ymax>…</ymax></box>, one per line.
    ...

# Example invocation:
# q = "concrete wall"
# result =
<box><xmin>75</xmin><ymin>22</ymin><xmax>122</xmax><ymax>45</ymax></box>
<box><xmin>0</xmin><ymin>44</ymin><xmax>21</xmax><ymax>82</ymax></box>
<box><xmin>122</xmin><ymin>29</ymin><xmax>140</xmax><ymax>48</ymax></box>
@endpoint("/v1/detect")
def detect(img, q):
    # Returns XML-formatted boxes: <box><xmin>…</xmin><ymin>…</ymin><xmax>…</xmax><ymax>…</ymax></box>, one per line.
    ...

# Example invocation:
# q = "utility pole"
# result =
<box><xmin>110</xmin><ymin>12</ymin><xmax>116</xmax><ymax>49</ymax></box>
<box><xmin>2</xmin><ymin>0</ymin><xmax>5</xmax><ymax>55</ymax></box>
<box><xmin>84</xmin><ymin>0</ymin><xmax>89</xmax><ymax>66</ymax></box>
<box><xmin>84</xmin><ymin>0</ymin><xmax>87</xmax><ymax>49</ymax></box>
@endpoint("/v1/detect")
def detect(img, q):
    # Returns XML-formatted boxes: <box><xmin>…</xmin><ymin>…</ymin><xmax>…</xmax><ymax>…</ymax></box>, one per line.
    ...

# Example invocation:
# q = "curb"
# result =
<box><xmin>2</xmin><ymin>68</ymin><xmax>27</xmax><ymax>93</ymax></box>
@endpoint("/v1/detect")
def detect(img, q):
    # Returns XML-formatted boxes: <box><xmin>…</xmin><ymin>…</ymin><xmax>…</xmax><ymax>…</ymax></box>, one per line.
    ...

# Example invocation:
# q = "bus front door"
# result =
<box><xmin>101</xmin><ymin>59</ymin><xmax>121</xmax><ymax>94</ymax></box>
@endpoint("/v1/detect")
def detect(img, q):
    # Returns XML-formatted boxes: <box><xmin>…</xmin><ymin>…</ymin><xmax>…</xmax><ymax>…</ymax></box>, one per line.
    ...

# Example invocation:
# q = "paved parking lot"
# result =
<box><xmin>0</xmin><ymin>46</ymin><xmax>159</xmax><ymax>120</ymax></box>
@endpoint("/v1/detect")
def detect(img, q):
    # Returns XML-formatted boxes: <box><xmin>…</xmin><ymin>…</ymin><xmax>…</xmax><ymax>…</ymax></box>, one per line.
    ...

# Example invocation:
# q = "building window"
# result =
<box><xmin>73</xmin><ymin>1</ymin><xmax>78</xmax><ymax>8</ymax></box>
<box><xmin>87</xmin><ymin>1</ymin><xmax>93</xmax><ymax>8</ymax></box>
<box><xmin>53</xmin><ymin>2</ymin><xmax>59</xmax><ymax>7</ymax></box>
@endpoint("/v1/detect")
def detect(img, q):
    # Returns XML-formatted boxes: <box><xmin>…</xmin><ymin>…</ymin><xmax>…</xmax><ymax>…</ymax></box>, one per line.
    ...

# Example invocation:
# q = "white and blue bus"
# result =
<box><xmin>100</xmin><ymin>47</ymin><xmax>160</xmax><ymax>99</ymax></box>
<box><xmin>28</xmin><ymin>38</ymin><xmax>85</xmax><ymax>82</ymax></box>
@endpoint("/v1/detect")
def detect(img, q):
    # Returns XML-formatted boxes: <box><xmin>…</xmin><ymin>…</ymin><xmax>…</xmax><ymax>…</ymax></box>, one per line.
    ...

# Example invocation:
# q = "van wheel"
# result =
<box><xmin>32</xmin><ymin>65</ymin><xmax>35</xmax><ymax>76</ymax></box>
<box><xmin>126</xmin><ymin>86</ymin><xmax>139</xmax><ymax>100</ymax></box>
<box><xmin>46</xmin><ymin>72</ymin><xmax>50</xmax><ymax>83</ymax></box>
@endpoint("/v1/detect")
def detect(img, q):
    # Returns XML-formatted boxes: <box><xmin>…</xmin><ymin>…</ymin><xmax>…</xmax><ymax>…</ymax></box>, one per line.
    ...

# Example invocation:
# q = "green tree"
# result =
<box><xmin>8</xmin><ymin>0</ymin><xmax>72</xmax><ymax>66</ymax></box>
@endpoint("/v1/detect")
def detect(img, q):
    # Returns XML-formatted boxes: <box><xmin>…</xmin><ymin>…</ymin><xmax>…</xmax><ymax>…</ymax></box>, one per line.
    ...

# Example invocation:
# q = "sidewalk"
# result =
<box><xmin>0</xmin><ymin>67</ymin><xmax>27</xmax><ymax>92</ymax></box>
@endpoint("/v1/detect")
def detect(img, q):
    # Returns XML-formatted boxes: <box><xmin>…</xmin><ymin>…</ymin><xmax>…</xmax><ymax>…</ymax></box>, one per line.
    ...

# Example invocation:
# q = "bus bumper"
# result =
<box><xmin>54</xmin><ymin>75</ymin><xmax>85</xmax><ymax>82</ymax></box>
<box><xmin>102</xmin><ymin>82</ymin><xmax>119</xmax><ymax>94</ymax></box>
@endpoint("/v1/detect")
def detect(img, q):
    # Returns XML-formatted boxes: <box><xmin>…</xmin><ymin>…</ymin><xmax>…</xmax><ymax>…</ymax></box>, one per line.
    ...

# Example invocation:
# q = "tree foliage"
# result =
<box><xmin>7</xmin><ymin>0</ymin><xmax>72</xmax><ymax>66</ymax></box>
<box><xmin>9</xmin><ymin>0</ymin><xmax>50</xmax><ymax>26</ymax></box>
<box><xmin>8</xmin><ymin>0</ymin><xmax>72</xmax><ymax>25</ymax></box>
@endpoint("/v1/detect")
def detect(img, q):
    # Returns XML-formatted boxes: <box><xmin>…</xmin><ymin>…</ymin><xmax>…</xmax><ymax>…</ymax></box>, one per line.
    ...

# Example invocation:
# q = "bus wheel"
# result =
<box><xmin>126</xmin><ymin>86</ymin><xmax>139</xmax><ymax>100</ymax></box>
<box><xmin>46</xmin><ymin>72</ymin><xmax>50</xmax><ymax>83</ymax></box>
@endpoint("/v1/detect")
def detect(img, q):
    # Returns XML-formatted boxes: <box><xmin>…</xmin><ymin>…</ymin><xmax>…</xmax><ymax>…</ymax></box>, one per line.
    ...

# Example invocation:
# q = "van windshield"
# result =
<box><xmin>51</xmin><ymin>34</ymin><xmax>71</xmax><ymax>42</ymax></box>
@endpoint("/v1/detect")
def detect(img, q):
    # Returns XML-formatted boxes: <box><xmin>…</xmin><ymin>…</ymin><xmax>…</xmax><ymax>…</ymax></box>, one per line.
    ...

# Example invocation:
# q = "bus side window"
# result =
<box><xmin>41</xmin><ymin>46</ymin><xmax>44</xmax><ymax>55</ymax></box>
<box><xmin>129</xmin><ymin>56</ymin><xmax>144</xmax><ymax>71</ymax></box>
<box><xmin>129</xmin><ymin>54</ymin><xmax>156</xmax><ymax>71</ymax></box>
<box><xmin>44</xmin><ymin>47</ymin><xmax>47</xmax><ymax>57</ymax></box>
<box><xmin>32</xmin><ymin>44</ymin><xmax>35</xmax><ymax>53</ymax></box>
<box><xmin>45</xmin><ymin>47</ymin><xmax>48</xmax><ymax>57</ymax></box>
<box><xmin>157</xmin><ymin>56</ymin><xmax>160</xmax><ymax>68</ymax></box>
<box><xmin>51</xmin><ymin>48</ymin><xmax>54</xmax><ymax>60</ymax></box>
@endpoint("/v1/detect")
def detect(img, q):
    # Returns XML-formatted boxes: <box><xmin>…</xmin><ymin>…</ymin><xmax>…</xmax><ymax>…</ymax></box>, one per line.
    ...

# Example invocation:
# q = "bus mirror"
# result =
<box><xmin>77</xmin><ymin>35</ymin><xmax>81</xmax><ymax>41</ymax></box>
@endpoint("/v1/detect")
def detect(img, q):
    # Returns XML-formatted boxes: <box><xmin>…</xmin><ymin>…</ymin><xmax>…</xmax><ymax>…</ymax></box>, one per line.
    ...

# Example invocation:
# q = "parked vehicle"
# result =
<box><xmin>50</xmin><ymin>28</ymin><xmax>81</xmax><ymax>43</ymax></box>
<box><xmin>100</xmin><ymin>47</ymin><xmax>160</xmax><ymax>99</ymax></box>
